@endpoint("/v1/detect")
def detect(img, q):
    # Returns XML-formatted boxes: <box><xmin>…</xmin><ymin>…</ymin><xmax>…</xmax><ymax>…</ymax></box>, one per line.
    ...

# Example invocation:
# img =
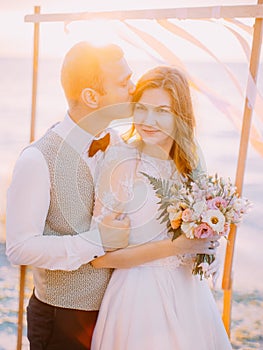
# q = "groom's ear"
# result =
<box><xmin>81</xmin><ymin>88</ymin><xmax>100</xmax><ymax>108</ymax></box>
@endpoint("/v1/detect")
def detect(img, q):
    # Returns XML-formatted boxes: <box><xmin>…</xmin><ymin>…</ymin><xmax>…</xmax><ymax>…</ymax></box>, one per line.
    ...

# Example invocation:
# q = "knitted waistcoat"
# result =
<box><xmin>32</xmin><ymin>130</ymin><xmax>112</xmax><ymax>310</ymax></box>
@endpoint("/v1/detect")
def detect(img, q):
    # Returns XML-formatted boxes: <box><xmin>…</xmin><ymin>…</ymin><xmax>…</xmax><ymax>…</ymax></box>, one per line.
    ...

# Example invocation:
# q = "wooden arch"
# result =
<box><xmin>17</xmin><ymin>2</ymin><xmax>263</xmax><ymax>349</ymax></box>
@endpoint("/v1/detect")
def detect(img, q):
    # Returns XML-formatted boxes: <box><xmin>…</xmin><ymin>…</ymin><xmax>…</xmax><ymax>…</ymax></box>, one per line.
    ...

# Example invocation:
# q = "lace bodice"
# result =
<box><xmin>93</xmin><ymin>143</ymin><xmax>192</xmax><ymax>268</ymax></box>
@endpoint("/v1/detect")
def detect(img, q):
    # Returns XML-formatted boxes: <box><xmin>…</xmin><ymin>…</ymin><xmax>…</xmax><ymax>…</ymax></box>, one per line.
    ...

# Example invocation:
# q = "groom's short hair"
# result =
<box><xmin>61</xmin><ymin>41</ymin><xmax>124</xmax><ymax>104</ymax></box>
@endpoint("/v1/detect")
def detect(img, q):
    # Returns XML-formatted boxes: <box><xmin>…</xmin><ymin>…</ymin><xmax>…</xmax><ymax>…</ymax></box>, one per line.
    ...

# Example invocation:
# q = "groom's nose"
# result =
<box><xmin>128</xmin><ymin>80</ymin><xmax>136</xmax><ymax>95</ymax></box>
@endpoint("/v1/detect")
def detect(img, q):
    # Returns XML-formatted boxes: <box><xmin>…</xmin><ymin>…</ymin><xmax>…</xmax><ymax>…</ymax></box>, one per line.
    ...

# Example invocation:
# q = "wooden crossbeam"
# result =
<box><xmin>25</xmin><ymin>5</ymin><xmax>263</xmax><ymax>23</ymax></box>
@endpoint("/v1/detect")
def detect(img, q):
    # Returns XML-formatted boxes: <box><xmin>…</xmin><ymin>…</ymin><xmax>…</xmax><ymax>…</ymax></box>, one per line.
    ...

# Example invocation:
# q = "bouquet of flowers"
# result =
<box><xmin>142</xmin><ymin>171</ymin><xmax>252</xmax><ymax>279</ymax></box>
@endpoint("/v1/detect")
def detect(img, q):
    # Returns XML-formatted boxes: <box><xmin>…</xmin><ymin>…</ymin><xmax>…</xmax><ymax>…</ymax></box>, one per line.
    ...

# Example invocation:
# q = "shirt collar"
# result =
<box><xmin>52</xmin><ymin>113</ymin><xmax>93</xmax><ymax>154</ymax></box>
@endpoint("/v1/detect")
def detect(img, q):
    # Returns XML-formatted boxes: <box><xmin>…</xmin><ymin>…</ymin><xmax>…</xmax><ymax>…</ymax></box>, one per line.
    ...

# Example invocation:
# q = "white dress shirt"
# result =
<box><xmin>6</xmin><ymin>114</ymin><xmax>108</xmax><ymax>271</ymax></box>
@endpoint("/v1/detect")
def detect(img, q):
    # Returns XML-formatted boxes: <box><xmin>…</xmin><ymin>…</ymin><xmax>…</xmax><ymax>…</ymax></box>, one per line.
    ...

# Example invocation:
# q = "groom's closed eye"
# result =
<box><xmin>119</xmin><ymin>74</ymin><xmax>132</xmax><ymax>87</ymax></box>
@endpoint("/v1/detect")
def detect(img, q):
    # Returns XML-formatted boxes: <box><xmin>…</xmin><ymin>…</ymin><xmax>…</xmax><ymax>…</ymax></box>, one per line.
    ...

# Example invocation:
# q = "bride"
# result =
<box><xmin>90</xmin><ymin>66</ymin><xmax>232</xmax><ymax>349</ymax></box>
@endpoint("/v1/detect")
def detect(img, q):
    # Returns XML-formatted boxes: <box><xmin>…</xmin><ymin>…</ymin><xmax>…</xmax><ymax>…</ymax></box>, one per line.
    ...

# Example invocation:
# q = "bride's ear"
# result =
<box><xmin>81</xmin><ymin>88</ymin><xmax>100</xmax><ymax>108</ymax></box>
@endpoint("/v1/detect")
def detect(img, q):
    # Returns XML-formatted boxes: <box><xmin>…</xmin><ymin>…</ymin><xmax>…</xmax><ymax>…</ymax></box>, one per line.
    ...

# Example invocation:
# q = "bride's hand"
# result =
<box><xmin>172</xmin><ymin>234</ymin><xmax>220</xmax><ymax>256</ymax></box>
<box><xmin>99</xmin><ymin>212</ymin><xmax>130</xmax><ymax>251</ymax></box>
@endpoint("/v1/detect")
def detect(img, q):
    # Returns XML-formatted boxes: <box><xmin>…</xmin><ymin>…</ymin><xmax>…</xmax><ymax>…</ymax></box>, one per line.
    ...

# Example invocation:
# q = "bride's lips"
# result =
<box><xmin>141</xmin><ymin>128</ymin><xmax>160</xmax><ymax>135</ymax></box>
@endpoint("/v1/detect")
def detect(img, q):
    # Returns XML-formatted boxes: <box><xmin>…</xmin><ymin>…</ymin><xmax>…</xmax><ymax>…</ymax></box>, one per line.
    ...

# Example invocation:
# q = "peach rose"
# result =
<box><xmin>182</xmin><ymin>208</ymin><xmax>194</xmax><ymax>222</ymax></box>
<box><xmin>168</xmin><ymin>210</ymin><xmax>183</xmax><ymax>229</ymax></box>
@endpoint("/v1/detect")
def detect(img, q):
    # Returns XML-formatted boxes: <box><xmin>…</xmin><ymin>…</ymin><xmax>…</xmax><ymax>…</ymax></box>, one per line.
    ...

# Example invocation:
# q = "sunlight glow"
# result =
<box><xmin>65</xmin><ymin>20</ymin><xmax>119</xmax><ymax>47</ymax></box>
<box><xmin>0</xmin><ymin>1</ymin><xmax>261</xmax><ymax>63</ymax></box>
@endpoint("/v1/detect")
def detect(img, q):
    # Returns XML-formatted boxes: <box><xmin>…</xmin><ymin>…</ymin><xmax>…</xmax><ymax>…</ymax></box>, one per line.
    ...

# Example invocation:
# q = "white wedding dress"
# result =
<box><xmin>91</xmin><ymin>143</ymin><xmax>232</xmax><ymax>350</ymax></box>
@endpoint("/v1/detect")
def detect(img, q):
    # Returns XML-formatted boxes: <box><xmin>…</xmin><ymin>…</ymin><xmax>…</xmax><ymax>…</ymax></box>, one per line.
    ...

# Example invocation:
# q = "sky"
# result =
<box><xmin>0</xmin><ymin>0</ymin><xmax>262</xmax><ymax>62</ymax></box>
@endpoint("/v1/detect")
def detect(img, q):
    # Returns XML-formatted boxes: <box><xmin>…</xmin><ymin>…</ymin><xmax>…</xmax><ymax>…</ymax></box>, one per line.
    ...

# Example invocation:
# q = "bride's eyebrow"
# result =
<box><xmin>156</xmin><ymin>105</ymin><xmax>172</xmax><ymax>109</ymax></box>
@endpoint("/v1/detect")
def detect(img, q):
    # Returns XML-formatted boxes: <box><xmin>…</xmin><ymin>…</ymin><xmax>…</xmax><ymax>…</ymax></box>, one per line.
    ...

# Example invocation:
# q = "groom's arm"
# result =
<box><xmin>6</xmin><ymin>147</ymin><xmax>127</xmax><ymax>271</ymax></box>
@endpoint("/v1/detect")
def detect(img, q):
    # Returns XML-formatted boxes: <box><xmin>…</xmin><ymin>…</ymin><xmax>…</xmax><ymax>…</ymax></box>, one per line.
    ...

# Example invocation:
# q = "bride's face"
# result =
<box><xmin>133</xmin><ymin>88</ymin><xmax>176</xmax><ymax>150</ymax></box>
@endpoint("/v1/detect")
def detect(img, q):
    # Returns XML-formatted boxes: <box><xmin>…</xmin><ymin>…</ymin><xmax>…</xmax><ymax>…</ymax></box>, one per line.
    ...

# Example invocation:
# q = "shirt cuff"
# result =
<box><xmin>79</xmin><ymin>228</ymin><xmax>105</xmax><ymax>261</ymax></box>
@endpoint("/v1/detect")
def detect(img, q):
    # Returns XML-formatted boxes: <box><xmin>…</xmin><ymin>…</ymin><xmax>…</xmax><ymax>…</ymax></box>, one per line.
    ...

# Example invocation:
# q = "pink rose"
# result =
<box><xmin>207</xmin><ymin>197</ymin><xmax>228</xmax><ymax>210</ymax></box>
<box><xmin>182</xmin><ymin>208</ymin><xmax>194</xmax><ymax>222</ymax></box>
<box><xmin>194</xmin><ymin>222</ymin><xmax>214</xmax><ymax>239</ymax></box>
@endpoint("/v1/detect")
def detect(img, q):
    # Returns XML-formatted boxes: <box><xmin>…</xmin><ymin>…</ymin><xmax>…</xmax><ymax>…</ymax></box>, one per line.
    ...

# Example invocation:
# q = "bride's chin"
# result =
<box><xmin>141</xmin><ymin>138</ymin><xmax>156</xmax><ymax>145</ymax></box>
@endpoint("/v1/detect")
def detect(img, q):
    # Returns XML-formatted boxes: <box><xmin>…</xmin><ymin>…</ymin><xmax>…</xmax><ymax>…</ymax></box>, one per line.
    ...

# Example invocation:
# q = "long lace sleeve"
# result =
<box><xmin>92</xmin><ymin>144</ymin><xmax>137</xmax><ymax>227</ymax></box>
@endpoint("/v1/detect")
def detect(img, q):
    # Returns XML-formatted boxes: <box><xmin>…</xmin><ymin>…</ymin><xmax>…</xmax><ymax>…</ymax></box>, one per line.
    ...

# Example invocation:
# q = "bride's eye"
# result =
<box><xmin>156</xmin><ymin>107</ymin><xmax>172</xmax><ymax>115</ymax></box>
<box><xmin>134</xmin><ymin>103</ymin><xmax>147</xmax><ymax>112</ymax></box>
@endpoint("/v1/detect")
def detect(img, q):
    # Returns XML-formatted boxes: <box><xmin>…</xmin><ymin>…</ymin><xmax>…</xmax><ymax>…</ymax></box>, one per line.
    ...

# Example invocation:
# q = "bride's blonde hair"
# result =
<box><xmin>123</xmin><ymin>66</ymin><xmax>198</xmax><ymax>176</ymax></box>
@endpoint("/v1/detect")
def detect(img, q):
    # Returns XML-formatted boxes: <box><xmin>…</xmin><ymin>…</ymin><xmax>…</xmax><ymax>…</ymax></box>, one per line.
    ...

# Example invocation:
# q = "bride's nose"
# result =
<box><xmin>144</xmin><ymin>109</ymin><xmax>157</xmax><ymax>126</ymax></box>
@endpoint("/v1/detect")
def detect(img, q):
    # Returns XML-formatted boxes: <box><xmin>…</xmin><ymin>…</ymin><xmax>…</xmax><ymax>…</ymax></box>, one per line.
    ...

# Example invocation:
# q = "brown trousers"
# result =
<box><xmin>27</xmin><ymin>291</ymin><xmax>98</xmax><ymax>350</ymax></box>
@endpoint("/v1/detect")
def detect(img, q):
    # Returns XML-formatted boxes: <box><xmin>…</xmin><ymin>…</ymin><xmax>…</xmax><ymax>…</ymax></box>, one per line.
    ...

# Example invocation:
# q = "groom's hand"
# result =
<box><xmin>99</xmin><ymin>212</ymin><xmax>130</xmax><ymax>252</ymax></box>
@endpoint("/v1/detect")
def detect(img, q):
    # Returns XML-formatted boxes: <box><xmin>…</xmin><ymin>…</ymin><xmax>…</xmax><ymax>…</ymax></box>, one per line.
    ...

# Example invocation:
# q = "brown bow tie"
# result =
<box><xmin>88</xmin><ymin>132</ymin><xmax>110</xmax><ymax>157</ymax></box>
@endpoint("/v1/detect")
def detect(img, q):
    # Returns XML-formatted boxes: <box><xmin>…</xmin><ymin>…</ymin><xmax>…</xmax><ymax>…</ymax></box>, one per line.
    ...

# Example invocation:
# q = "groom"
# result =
<box><xmin>6</xmin><ymin>42</ymin><xmax>135</xmax><ymax>350</ymax></box>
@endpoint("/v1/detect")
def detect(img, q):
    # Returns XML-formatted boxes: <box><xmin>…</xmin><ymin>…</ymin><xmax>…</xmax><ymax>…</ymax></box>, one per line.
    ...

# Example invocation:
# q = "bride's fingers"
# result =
<box><xmin>181</xmin><ymin>236</ymin><xmax>220</xmax><ymax>254</ymax></box>
<box><xmin>194</xmin><ymin>240</ymin><xmax>217</xmax><ymax>255</ymax></box>
<box><xmin>200</xmin><ymin>238</ymin><xmax>220</xmax><ymax>253</ymax></box>
<box><xmin>204</xmin><ymin>247</ymin><xmax>216</xmax><ymax>254</ymax></box>
<box><xmin>203</xmin><ymin>237</ymin><xmax>220</xmax><ymax>245</ymax></box>
<box><xmin>209</xmin><ymin>240</ymin><xmax>220</xmax><ymax>249</ymax></box>
<box><xmin>207</xmin><ymin>242</ymin><xmax>219</xmax><ymax>254</ymax></box>
<box><xmin>102</xmin><ymin>211</ymin><xmax>130</xmax><ymax>227</ymax></box>
<box><xmin>210</xmin><ymin>234</ymin><xmax>220</xmax><ymax>241</ymax></box>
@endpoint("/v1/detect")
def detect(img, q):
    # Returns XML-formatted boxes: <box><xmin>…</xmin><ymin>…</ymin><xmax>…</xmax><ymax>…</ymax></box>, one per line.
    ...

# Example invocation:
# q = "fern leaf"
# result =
<box><xmin>172</xmin><ymin>228</ymin><xmax>183</xmax><ymax>241</ymax></box>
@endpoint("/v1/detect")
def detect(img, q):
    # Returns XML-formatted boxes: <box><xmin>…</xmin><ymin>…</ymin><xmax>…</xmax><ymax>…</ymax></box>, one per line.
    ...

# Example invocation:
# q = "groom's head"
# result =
<box><xmin>61</xmin><ymin>42</ymin><xmax>134</xmax><ymax>111</ymax></box>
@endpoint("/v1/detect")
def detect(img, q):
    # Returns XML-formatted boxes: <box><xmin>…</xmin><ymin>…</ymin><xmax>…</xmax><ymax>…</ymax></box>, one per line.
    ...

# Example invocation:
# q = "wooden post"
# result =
<box><xmin>17</xmin><ymin>6</ymin><xmax>40</xmax><ymax>350</ymax></box>
<box><xmin>30</xmin><ymin>6</ymin><xmax>40</xmax><ymax>144</ymax></box>
<box><xmin>17</xmin><ymin>266</ymin><xmax>26</xmax><ymax>350</ymax></box>
<box><xmin>222</xmin><ymin>0</ymin><xmax>263</xmax><ymax>337</ymax></box>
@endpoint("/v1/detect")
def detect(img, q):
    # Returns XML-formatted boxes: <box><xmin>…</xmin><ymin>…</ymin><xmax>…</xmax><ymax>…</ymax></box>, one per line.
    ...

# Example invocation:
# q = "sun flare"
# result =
<box><xmin>66</xmin><ymin>19</ymin><xmax>119</xmax><ymax>47</ymax></box>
